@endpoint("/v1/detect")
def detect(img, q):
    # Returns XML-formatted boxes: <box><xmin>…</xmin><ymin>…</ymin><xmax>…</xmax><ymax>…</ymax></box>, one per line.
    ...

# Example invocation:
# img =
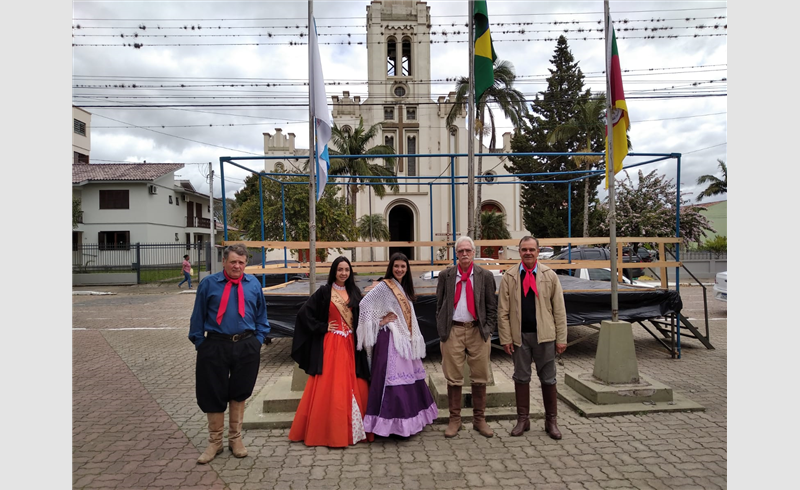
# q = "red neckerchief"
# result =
<box><xmin>217</xmin><ymin>271</ymin><xmax>245</xmax><ymax>325</ymax></box>
<box><xmin>522</xmin><ymin>262</ymin><xmax>539</xmax><ymax>298</ymax></box>
<box><xmin>454</xmin><ymin>263</ymin><xmax>476</xmax><ymax>318</ymax></box>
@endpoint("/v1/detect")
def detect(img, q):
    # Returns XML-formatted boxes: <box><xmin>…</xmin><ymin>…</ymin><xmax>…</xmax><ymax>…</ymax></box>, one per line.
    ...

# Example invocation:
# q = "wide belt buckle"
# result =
<box><xmin>231</xmin><ymin>333</ymin><xmax>241</xmax><ymax>342</ymax></box>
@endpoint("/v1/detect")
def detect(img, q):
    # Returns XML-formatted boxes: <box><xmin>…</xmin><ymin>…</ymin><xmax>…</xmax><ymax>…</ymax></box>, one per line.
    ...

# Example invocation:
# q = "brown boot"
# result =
<box><xmin>470</xmin><ymin>383</ymin><xmax>494</xmax><ymax>438</ymax></box>
<box><xmin>510</xmin><ymin>382</ymin><xmax>530</xmax><ymax>437</ymax></box>
<box><xmin>444</xmin><ymin>385</ymin><xmax>463</xmax><ymax>438</ymax></box>
<box><xmin>228</xmin><ymin>400</ymin><xmax>248</xmax><ymax>458</ymax></box>
<box><xmin>541</xmin><ymin>383</ymin><xmax>562</xmax><ymax>440</ymax></box>
<box><xmin>197</xmin><ymin>412</ymin><xmax>225</xmax><ymax>464</ymax></box>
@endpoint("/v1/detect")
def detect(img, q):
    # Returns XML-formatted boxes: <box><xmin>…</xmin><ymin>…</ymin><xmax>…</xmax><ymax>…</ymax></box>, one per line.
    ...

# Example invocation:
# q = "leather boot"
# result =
<box><xmin>444</xmin><ymin>385</ymin><xmax>463</xmax><ymax>438</ymax></box>
<box><xmin>470</xmin><ymin>383</ymin><xmax>494</xmax><ymax>438</ymax></box>
<box><xmin>510</xmin><ymin>382</ymin><xmax>530</xmax><ymax>436</ymax></box>
<box><xmin>228</xmin><ymin>400</ymin><xmax>248</xmax><ymax>457</ymax></box>
<box><xmin>541</xmin><ymin>383</ymin><xmax>562</xmax><ymax>440</ymax></box>
<box><xmin>197</xmin><ymin>412</ymin><xmax>225</xmax><ymax>464</ymax></box>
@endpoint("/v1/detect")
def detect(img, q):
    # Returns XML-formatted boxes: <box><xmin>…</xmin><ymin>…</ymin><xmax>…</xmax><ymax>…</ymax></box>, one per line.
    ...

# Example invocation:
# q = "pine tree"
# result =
<box><xmin>505</xmin><ymin>35</ymin><xmax>595</xmax><ymax>239</ymax></box>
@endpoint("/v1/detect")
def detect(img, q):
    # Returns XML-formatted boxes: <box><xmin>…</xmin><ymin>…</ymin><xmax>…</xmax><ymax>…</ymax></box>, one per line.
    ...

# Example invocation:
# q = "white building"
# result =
<box><xmin>262</xmin><ymin>0</ymin><xmax>526</xmax><ymax>262</ymax></box>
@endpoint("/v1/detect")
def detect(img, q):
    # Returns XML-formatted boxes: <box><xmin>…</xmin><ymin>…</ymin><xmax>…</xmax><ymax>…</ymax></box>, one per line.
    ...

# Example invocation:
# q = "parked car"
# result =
<box><xmin>573</xmin><ymin>268</ymin><xmax>654</xmax><ymax>288</ymax></box>
<box><xmin>713</xmin><ymin>271</ymin><xmax>727</xmax><ymax>302</ymax></box>
<box><xmin>538</xmin><ymin>246</ymin><xmax>555</xmax><ymax>259</ymax></box>
<box><xmin>252</xmin><ymin>259</ymin><xmax>309</xmax><ymax>286</ymax></box>
<box><xmin>552</xmin><ymin>247</ymin><xmax>643</xmax><ymax>279</ymax></box>
<box><xmin>634</xmin><ymin>247</ymin><xmax>654</xmax><ymax>263</ymax></box>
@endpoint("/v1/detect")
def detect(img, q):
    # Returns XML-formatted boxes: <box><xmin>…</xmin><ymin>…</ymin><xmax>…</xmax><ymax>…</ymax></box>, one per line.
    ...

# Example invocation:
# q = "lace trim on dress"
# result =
<box><xmin>351</xmin><ymin>393</ymin><xmax>366</xmax><ymax>443</ymax></box>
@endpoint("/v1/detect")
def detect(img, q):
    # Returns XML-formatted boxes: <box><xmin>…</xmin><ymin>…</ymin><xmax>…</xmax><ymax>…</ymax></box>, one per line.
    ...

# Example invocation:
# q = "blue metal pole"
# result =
<box><xmin>220</xmin><ymin>157</ymin><xmax>228</xmax><ymax>241</ymax></box>
<box><xmin>675</xmin><ymin>153</ymin><xmax>682</xmax><ymax>358</ymax></box>
<box><xmin>450</xmin><ymin>155</ymin><xmax>457</xmax><ymax>266</ymax></box>
<box><xmin>282</xmin><ymin>182</ymin><xmax>288</xmax><ymax>284</ymax></box>
<box><xmin>429</xmin><ymin>182</ymin><xmax>434</xmax><ymax>264</ymax></box>
<box><xmin>259</xmin><ymin>176</ymin><xmax>266</xmax><ymax>287</ymax></box>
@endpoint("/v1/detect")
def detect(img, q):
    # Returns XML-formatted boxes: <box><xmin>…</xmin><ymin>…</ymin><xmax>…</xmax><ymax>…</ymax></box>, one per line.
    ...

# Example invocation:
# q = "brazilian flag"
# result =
<box><xmin>474</xmin><ymin>0</ymin><xmax>497</xmax><ymax>103</ymax></box>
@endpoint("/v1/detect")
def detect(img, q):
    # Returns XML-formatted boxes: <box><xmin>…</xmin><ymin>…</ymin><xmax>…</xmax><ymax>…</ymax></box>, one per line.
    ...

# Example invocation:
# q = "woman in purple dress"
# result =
<box><xmin>356</xmin><ymin>253</ymin><xmax>438</xmax><ymax>437</ymax></box>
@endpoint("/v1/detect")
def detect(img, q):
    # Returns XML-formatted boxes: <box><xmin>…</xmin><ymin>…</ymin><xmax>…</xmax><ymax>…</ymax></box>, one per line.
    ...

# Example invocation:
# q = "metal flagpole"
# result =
<box><xmin>208</xmin><ymin>162</ymin><xmax>215</xmax><ymax>273</ymax></box>
<box><xmin>467</xmin><ymin>0</ymin><xmax>475</xmax><ymax>239</ymax></box>
<box><xmin>604</xmin><ymin>0</ymin><xmax>618</xmax><ymax>321</ymax></box>
<box><xmin>308</xmin><ymin>0</ymin><xmax>317</xmax><ymax>292</ymax></box>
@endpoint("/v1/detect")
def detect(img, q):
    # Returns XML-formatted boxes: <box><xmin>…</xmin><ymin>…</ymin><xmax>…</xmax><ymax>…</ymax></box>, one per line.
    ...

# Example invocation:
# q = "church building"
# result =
<box><xmin>263</xmin><ymin>0</ymin><xmax>527</xmax><ymax>262</ymax></box>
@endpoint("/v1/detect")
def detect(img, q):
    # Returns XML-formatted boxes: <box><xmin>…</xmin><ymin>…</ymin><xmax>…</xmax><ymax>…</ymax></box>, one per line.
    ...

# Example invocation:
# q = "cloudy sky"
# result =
<box><xmin>71</xmin><ymin>0</ymin><xmax>727</xmax><ymax>203</ymax></box>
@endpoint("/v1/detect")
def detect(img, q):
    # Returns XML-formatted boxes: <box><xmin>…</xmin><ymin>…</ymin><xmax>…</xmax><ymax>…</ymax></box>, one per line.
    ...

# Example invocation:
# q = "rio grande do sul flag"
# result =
<box><xmin>604</xmin><ymin>26</ymin><xmax>629</xmax><ymax>189</ymax></box>
<box><xmin>474</xmin><ymin>0</ymin><xmax>497</xmax><ymax>103</ymax></box>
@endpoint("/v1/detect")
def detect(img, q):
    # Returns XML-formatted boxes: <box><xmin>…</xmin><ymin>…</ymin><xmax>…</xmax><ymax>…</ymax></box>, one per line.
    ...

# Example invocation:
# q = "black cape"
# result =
<box><xmin>290</xmin><ymin>284</ymin><xmax>371</xmax><ymax>381</ymax></box>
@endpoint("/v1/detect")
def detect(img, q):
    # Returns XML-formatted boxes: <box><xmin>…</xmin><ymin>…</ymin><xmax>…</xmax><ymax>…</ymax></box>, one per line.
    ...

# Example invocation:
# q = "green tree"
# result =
<box><xmin>478</xmin><ymin>210</ymin><xmax>511</xmax><ymax>257</ymax></box>
<box><xmin>506</xmin><ymin>35</ymin><xmax>594</xmax><ymax>239</ymax></box>
<box><xmin>357</xmin><ymin>213</ymin><xmax>390</xmax><ymax>261</ymax></box>
<box><xmin>446</xmin><ymin>59</ymin><xmax>528</xmax><ymax>241</ymax></box>
<box><xmin>592</xmin><ymin>169</ymin><xmax>715</xmax><ymax>250</ymax></box>
<box><xmin>230</xmin><ymin>172</ymin><xmax>356</xmax><ymax>261</ymax></box>
<box><xmin>328</xmin><ymin>117</ymin><xmax>398</xmax><ymax>228</ymax></box>
<box><xmin>547</xmin><ymin>95</ymin><xmax>622</xmax><ymax>237</ymax></box>
<box><xmin>73</xmin><ymin>198</ymin><xmax>82</xmax><ymax>229</ymax></box>
<box><xmin>695</xmin><ymin>159</ymin><xmax>727</xmax><ymax>202</ymax></box>
<box><xmin>702</xmin><ymin>235</ymin><xmax>727</xmax><ymax>258</ymax></box>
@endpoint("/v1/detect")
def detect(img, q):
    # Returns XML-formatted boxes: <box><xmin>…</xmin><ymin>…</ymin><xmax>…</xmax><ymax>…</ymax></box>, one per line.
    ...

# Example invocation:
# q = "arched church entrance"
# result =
<box><xmin>479</xmin><ymin>202</ymin><xmax>504</xmax><ymax>259</ymax></box>
<box><xmin>388</xmin><ymin>204</ymin><xmax>414</xmax><ymax>260</ymax></box>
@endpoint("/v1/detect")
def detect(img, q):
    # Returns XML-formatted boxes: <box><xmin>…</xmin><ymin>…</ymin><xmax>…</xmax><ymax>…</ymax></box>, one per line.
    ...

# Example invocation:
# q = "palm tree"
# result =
<box><xmin>357</xmin><ymin>214</ymin><xmax>391</xmax><ymax>261</ymax></box>
<box><xmin>695</xmin><ymin>159</ymin><xmax>727</xmax><ymax>202</ymax></box>
<box><xmin>328</xmin><ymin>117</ymin><xmax>398</xmax><ymax>227</ymax></box>
<box><xmin>446</xmin><ymin>59</ymin><xmax>528</xmax><ymax>243</ymax></box>
<box><xmin>478</xmin><ymin>210</ymin><xmax>511</xmax><ymax>258</ymax></box>
<box><xmin>547</xmin><ymin>95</ymin><xmax>612</xmax><ymax>237</ymax></box>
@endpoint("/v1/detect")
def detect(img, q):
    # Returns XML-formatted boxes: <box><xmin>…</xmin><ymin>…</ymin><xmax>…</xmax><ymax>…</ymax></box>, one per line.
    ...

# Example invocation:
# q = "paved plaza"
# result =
<box><xmin>73</xmin><ymin>283</ymin><xmax>727</xmax><ymax>490</ymax></box>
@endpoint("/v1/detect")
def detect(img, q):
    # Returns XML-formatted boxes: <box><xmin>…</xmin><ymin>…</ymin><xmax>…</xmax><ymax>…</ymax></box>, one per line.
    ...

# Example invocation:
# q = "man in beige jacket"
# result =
<box><xmin>498</xmin><ymin>236</ymin><xmax>567</xmax><ymax>439</ymax></box>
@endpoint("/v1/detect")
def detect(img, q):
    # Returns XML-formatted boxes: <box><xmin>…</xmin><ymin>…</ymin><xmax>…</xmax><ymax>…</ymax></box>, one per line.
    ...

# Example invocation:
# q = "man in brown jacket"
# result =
<box><xmin>498</xmin><ymin>236</ymin><xmax>567</xmax><ymax>439</ymax></box>
<box><xmin>435</xmin><ymin>236</ymin><xmax>498</xmax><ymax>438</ymax></box>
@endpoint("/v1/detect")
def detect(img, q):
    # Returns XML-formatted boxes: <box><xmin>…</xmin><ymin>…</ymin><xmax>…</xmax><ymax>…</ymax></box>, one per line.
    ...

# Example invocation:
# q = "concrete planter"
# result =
<box><xmin>72</xmin><ymin>273</ymin><xmax>137</xmax><ymax>286</ymax></box>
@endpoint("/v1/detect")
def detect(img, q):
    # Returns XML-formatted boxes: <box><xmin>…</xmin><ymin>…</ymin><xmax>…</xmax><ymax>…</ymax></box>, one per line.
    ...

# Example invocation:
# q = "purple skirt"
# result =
<box><xmin>364</xmin><ymin>328</ymin><xmax>438</xmax><ymax>437</ymax></box>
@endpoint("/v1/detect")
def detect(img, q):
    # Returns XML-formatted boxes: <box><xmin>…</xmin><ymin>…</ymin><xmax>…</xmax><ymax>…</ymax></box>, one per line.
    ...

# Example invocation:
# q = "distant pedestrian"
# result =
<box><xmin>188</xmin><ymin>244</ymin><xmax>270</xmax><ymax>464</ymax></box>
<box><xmin>179</xmin><ymin>254</ymin><xmax>192</xmax><ymax>289</ymax></box>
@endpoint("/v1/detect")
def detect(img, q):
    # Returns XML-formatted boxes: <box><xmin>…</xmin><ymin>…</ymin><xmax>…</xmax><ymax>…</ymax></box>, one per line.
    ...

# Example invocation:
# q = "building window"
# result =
<box><xmin>384</xmin><ymin>107</ymin><xmax>395</xmax><ymax>120</ymax></box>
<box><xmin>406</xmin><ymin>107</ymin><xmax>416</xmax><ymax>120</ymax></box>
<box><xmin>401</xmin><ymin>38</ymin><xmax>412</xmax><ymax>76</ymax></box>
<box><xmin>483</xmin><ymin>170</ymin><xmax>496</xmax><ymax>184</ymax></box>
<box><xmin>386</xmin><ymin>37</ymin><xmax>397</xmax><ymax>76</ymax></box>
<box><xmin>175</xmin><ymin>196</ymin><xmax>180</xmax><ymax>206</ymax></box>
<box><xmin>169</xmin><ymin>195</ymin><xmax>173</xmax><ymax>204</ymax></box>
<box><xmin>99</xmin><ymin>190</ymin><xmax>129</xmax><ymax>209</ymax></box>
<box><xmin>341</xmin><ymin>125</ymin><xmax>353</xmax><ymax>135</ymax></box>
<box><xmin>74</xmin><ymin>119</ymin><xmax>86</xmax><ymax>136</ymax></box>
<box><xmin>384</xmin><ymin>134</ymin><xmax>395</xmax><ymax>150</ymax></box>
<box><xmin>407</xmin><ymin>135</ymin><xmax>417</xmax><ymax>176</ymax></box>
<box><xmin>98</xmin><ymin>231</ymin><xmax>130</xmax><ymax>250</ymax></box>
<box><xmin>394</xmin><ymin>85</ymin><xmax>406</xmax><ymax>97</ymax></box>
<box><xmin>74</xmin><ymin>151</ymin><xmax>89</xmax><ymax>164</ymax></box>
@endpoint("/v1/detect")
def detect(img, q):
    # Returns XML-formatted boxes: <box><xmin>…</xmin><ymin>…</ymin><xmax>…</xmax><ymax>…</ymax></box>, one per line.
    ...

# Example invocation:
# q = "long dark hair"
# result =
<box><xmin>383</xmin><ymin>252</ymin><xmax>416</xmax><ymax>301</ymax></box>
<box><xmin>327</xmin><ymin>256</ymin><xmax>362</xmax><ymax>308</ymax></box>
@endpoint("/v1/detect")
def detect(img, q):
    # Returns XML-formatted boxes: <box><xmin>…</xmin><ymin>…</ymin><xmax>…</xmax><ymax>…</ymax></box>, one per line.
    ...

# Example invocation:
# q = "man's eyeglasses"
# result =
<box><xmin>456</xmin><ymin>249</ymin><xmax>474</xmax><ymax>255</ymax></box>
<box><xmin>520</xmin><ymin>248</ymin><xmax>538</xmax><ymax>253</ymax></box>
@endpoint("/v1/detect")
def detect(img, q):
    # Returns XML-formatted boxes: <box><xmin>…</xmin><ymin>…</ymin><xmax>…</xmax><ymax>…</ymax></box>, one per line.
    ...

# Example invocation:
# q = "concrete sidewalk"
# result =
<box><xmin>73</xmin><ymin>283</ymin><xmax>727</xmax><ymax>489</ymax></box>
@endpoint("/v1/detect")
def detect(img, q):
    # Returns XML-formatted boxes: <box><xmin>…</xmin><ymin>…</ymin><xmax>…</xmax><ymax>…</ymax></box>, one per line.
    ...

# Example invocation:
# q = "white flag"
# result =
<box><xmin>310</xmin><ymin>16</ymin><xmax>332</xmax><ymax>201</ymax></box>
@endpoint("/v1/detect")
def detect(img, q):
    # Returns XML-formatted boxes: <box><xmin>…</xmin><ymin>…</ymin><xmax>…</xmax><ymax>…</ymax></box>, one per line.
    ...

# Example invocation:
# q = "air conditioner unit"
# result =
<box><xmin>148</xmin><ymin>185</ymin><xmax>158</xmax><ymax>195</ymax></box>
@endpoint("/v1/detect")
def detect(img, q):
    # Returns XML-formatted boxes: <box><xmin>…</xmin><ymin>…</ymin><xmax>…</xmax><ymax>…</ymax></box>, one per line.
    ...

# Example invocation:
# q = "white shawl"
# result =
<box><xmin>356</xmin><ymin>279</ymin><xmax>427</xmax><ymax>365</ymax></box>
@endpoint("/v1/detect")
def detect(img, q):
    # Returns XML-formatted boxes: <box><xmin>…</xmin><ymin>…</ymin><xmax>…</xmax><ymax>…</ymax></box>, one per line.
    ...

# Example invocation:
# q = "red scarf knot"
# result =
<box><xmin>454</xmin><ymin>263</ymin><xmax>477</xmax><ymax>319</ymax></box>
<box><xmin>523</xmin><ymin>262</ymin><xmax>538</xmax><ymax>298</ymax></box>
<box><xmin>217</xmin><ymin>271</ymin><xmax>246</xmax><ymax>325</ymax></box>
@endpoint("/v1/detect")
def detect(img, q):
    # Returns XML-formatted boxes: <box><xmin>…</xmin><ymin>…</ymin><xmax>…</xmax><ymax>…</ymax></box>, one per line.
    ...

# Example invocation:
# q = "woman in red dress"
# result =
<box><xmin>288</xmin><ymin>256</ymin><xmax>373</xmax><ymax>447</ymax></box>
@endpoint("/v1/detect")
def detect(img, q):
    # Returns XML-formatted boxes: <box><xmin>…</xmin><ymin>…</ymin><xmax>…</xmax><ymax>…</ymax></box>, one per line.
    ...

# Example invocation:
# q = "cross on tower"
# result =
<box><xmin>382</xmin><ymin>106</ymin><xmax>419</xmax><ymax>172</ymax></box>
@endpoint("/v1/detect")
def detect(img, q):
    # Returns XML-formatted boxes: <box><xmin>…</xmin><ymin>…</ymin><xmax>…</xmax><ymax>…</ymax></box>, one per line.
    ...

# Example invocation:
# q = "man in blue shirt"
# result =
<box><xmin>189</xmin><ymin>244</ymin><xmax>270</xmax><ymax>464</ymax></box>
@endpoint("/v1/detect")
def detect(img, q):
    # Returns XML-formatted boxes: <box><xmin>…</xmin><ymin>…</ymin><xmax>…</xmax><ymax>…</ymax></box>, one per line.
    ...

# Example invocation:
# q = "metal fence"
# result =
<box><xmin>73</xmin><ymin>242</ymin><xmax>211</xmax><ymax>284</ymax></box>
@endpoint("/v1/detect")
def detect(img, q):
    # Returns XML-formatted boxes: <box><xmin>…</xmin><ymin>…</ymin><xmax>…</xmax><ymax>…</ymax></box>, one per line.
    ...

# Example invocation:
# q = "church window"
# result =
<box><xmin>449</xmin><ymin>127</ymin><xmax>458</xmax><ymax>153</ymax></box>
<box><xmin>384</xmin><ymin>134</ymin><xmax>395</xmax><ymax>150</ymax></box>
<box><xmin>401</xmin><ymin>39</ymin><xmax>412</xmax><ymax>76</ymax></box>
<box><xmin>341</xmin><ymin>125</ymin><xmax>353</xmax><ymax>135</ymax></box>
<box><xmin>406</xmin><ymin>107</ymin><xmax>416</xmax><ymax>120</ymax></box>
<box><xmin>483</xmin><ymin>170</ymin><xmax>496</xmax><ymax>184</ymax></box>
<box><xmin>384</xmin><ymin>107</ymin><xmax>395</xmax><ymax>120</ymax></box>
<box><xmin>394</xmin><ymin>86</ymin><xmax>406</xmax><ymax>97</ymax></box>
<box><xmin>386</xmin><ymin>38</ymin><xmax>397</xmax><ymax>76</ymax></box>
<box><xmin>407</xmin><ymin>135</ymin><xmax>417</xmax><ymax>176</ymax></box>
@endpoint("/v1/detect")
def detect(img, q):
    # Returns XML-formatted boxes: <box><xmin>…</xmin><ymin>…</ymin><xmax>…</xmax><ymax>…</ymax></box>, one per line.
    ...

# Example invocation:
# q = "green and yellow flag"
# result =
<box><xmin>474</xmin><ymin>0</ymin><xmax>497</xmax><ymax>103</ymax></box>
